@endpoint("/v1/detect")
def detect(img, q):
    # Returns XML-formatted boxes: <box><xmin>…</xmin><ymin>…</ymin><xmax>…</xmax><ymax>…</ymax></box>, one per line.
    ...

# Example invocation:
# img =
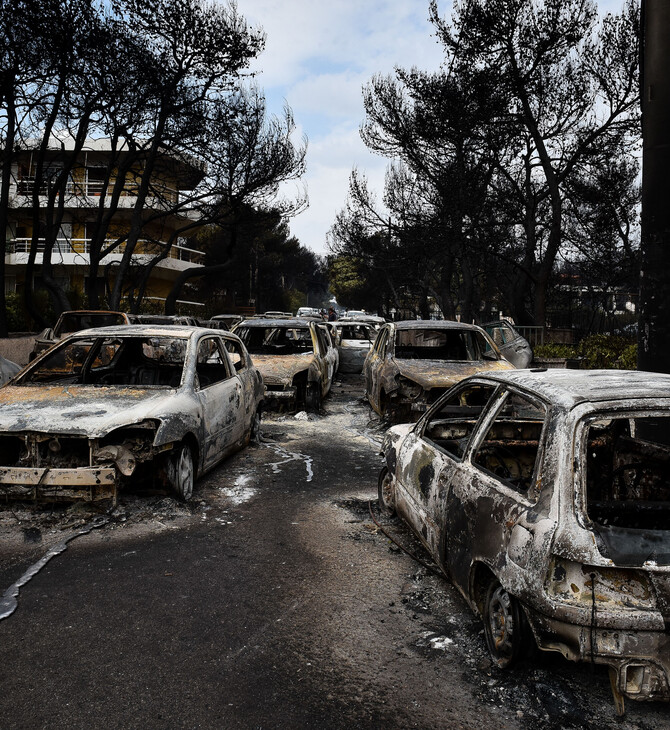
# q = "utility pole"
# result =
<box><xmin>639</xmin><ymin>0</ymin><xmax>670</xmax><ymax>372</ymax></box>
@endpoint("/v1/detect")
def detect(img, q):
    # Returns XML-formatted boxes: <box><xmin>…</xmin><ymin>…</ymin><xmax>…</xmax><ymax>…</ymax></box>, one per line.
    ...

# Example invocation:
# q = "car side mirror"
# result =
<box><xmin>482</xmin><ymin>349</ymin><xmax>498</xmax><ymax>361</ymax></box>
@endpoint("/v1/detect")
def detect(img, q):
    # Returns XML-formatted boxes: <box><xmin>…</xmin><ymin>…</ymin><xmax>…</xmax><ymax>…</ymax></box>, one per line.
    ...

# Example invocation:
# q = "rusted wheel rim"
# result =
<box><xmin>487</xmin><ymin>585</ymin><xmax>515</xmax><ymax>663</ymax></box>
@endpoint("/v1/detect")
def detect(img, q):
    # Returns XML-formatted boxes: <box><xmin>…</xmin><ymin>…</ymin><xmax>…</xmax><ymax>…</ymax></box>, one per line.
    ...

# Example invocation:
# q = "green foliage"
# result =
<box><xmin>533</xmin><ymin>343</ymin><xmax>579</xmax><ymax>360</ymax></box>
<box><xmin>534</xmin><ymin>335</ymin><xmax>637</xmax><ymax>369</ymax></box>
<box><xmin>283</xmin><ymin>288</ymin><xmax>306</xmax><ymax>314</ymax></box>
<box><xmin>578</xmin><ymin>334</ymin><xmax>637</xmax><ymax>370</ymax></box>
<box><xmin>5</xmin><ymin>293</ymin><xmax>26</xmax><ymax>332</ymax></box>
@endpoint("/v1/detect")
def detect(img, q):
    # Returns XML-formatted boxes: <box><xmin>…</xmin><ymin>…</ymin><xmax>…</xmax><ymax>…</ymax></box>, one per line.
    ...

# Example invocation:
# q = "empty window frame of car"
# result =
<box><xmin>471</xmin><ymin>390</ymin><xmax>547</xmax><ymax>499</ymax></box>
<box><xmin>583</xmin><ymin>413</ymin><xmax>670</xmax><ymax>566</ymax></box>
<box><xmin>236</xmin><ymin>325</ymin><xmax>314</xmax><ymax>355</ymax></box>
<box><xmin>394</xmin><ymin>328</ymin><xmax>492</xmax><ymax>361</ymax></box>
<box><xmin>18</xmin><ymin>335</ymin><xmax>188</xmax><ymax>387</ymax></box>
<box><xmin>422</xmin><ymin>383</ymin><xmax>499</xmax><ymax>460</ymax></box>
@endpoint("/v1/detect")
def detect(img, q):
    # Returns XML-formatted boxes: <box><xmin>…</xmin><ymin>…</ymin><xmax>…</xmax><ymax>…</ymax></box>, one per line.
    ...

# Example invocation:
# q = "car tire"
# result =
<box><xmin>378</xmin><ymin>466</ymin><xmax>396</xmax><ymax>516</ymax></box>
<box><xmin>483</xmin><ymin>580</ymin><xmax>528</xmax><ymax>668</ymax></box>
<box><xmin>168</xmin><ymin>442</ymin><xmax>195</xmax><ymax>501</ymax></box>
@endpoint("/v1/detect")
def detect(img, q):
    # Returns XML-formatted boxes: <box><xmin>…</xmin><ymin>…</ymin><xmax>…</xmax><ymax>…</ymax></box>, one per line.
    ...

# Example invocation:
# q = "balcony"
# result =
<box><xmin>6</xmin><ymin>237</ymin><xmax>205</xmax><ymax>270</ymax></box>
<box><xmin>11</xmin><ymin>178</ymin><xmax>183</xmax><ymax>207</ymax></box>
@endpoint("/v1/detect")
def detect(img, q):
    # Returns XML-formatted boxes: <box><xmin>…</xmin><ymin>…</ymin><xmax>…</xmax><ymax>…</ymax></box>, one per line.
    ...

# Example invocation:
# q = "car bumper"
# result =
<box><xmin>529</xmin><ymin>611</ymin><xmax>670</xmax><ymax>702</ymax></box>
<box><xmin>0</xmin><ymin>466</ymin><xmax>117</xmax><ymax>502</ymax></box>
<box><xmin>263</xmin><ymin>386</ymin><xmax>298</xmax><ymax>408</ymax></box>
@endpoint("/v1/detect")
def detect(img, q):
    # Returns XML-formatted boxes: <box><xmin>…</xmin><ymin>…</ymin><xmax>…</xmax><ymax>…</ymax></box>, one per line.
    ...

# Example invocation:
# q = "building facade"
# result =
<box><xmin>4</xmin><ymin>138</ymin><xmax>205</xmax><ymax>307</ymax></box>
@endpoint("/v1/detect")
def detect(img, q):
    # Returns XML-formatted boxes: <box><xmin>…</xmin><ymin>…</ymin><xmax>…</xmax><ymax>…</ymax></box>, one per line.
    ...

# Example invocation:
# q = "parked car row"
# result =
<box><xmin>0</xmin><ymin>312</ymin><xmax>667</xmax><ymax>713</ymax></box>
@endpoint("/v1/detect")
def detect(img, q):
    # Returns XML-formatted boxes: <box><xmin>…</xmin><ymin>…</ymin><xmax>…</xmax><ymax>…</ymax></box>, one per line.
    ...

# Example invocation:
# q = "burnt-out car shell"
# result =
<box><xmin>379</xmin><ymin>369</ymin><xmax>670</xmax><ymax>712</ymax></box>
<box><xmin>30</xmin><ymin>310</ymin><xmax>131</xmax><ymax>360</ymax></box>
<box><xmin>333</xmin><ymin>321</ymin><xmax>377</xmax><ymax>374</ymax></box>
<box><xmin>233</xmin><ymin>318</ymin><xmax>338</xmax><ymax>411</ymax></box>
<box><xmin>363</xmin><ymin>319</ymin><xmax>514</xmax><ymax>422</ymax></box>
<box><xmin>0</xmin><ymin>325</ymin><xmax>264</xmax><ymax>503</ymax></box>
<box><xmin>483</xmin><ymin>320</ymin><xmax>533</xmax><ymax>368</ymax></box>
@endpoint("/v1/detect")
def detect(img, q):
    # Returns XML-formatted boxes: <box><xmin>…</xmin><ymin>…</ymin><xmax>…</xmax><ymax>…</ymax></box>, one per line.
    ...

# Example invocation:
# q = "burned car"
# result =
<box><xmin>483</xmin><ymin>319</ymin><xmax>533</xmax><ymax>368</ymax></box>
<box><xmin>0</xmin><ymin>326</ymin><xmax>264</xmax><ymax>503</ymax></box>
<box><xmin>333</xmin><ymin>321</ymin><xmax>377</xmax><ymax>374</ymax></box>
<box><xmin>363</xmin><ymin>320</ymin><xmax>514</xmax><ymax>422</ymax></box>
<box><xmin>234</xmin><ymin>317</ymin><xmax>338</xmax><ymax>411</ymax></box>
<box><xmin>30</xmin><ymin>309</ymin><xmax>131</xmax><ymax>360</ymax></box>
<box><xmin>379</xmin><ymin>369</ymin><xmax>670</xmax><ymax>713</ymax></box>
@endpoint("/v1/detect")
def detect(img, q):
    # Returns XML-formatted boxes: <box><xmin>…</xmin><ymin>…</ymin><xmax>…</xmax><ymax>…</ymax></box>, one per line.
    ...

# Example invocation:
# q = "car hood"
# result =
<box><xmin>395</xmin><ymin>358</ymin><xmax>514</xmax><ymax>389</ymax></box>
<box><xmin>251</xmin><ymin>354</ymin><xmax>314</xmax><ymax>384</ymax></box>
<box><xmin>0</xmin><ymin>385</ymin><xmax>178</xmax><ymax>437</ymax></box>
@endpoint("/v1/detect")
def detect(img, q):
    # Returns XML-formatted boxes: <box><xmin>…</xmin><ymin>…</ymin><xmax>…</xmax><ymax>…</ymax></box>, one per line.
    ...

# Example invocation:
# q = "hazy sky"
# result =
<box><xmin>239</xmin><ymin>0</ymin><xmax>630</xmax><ymax>257</ymax></box>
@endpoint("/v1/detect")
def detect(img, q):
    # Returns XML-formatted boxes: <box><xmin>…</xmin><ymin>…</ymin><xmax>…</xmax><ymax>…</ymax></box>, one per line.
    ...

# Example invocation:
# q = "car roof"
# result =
<box><xmin>390</xmin><ymin>319</ymin><xmax>484</xmax><ymax>332</ymax></box>
<box><xmin>66</xmin><ymin>325</ymin><xmax>240</xmax><ymax>339</ymax></box>
<box><xmin>334</xmin><ymin>320</ymin><xmax>374</xmax><ymax>327</ymax></box>
<box><xmin>470</xmin><ymin>368</ymin><xmax>670</xmax><ymax>409</ymax></box>
<box><xmin>237</xmin><ymin>318</ymin><xmax>315</xmax><ymax>326</ymax></box>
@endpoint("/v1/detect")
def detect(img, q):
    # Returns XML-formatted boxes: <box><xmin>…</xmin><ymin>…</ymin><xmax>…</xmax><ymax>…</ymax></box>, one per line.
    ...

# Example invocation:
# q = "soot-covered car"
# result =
<box><xmin>333</xmin><ymin>321</ymin><xmax>377</xmax><ymax>374</ymax></box>
<box><xmin>379</xmin><ymin>369</ymin><xmax>670</xmax><ymax>714</ymax></box>
<box><xmin>363</xmin><ymin>320</ymin><xmax>514</xmax><ymax>422</ymax></box>
<box><xmin>234</xmin><ymin>317</ymin><xmax>338</xmax><ymax>411</ymax></box>
<box><xmin>0</xmin><ymin>326</ymin><xmax>264</xmax><ymax>503</ymax></box>
<box><xmin>483</xmin><ymin>320</ymin><xmax>533</xmax><ymax>368</ymax></box>
<box><xmin>30</xmin><ymin>309</ymin><xmax>131</xmax><ymax>360</ymax></box>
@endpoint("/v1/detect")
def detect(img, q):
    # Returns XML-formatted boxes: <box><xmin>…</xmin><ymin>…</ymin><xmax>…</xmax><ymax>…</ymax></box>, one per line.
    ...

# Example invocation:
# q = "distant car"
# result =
<box><xmin>30</xmin><ymin>310</ymin><xmax>131</xmax><ymax>360</ymax></box>
<box><xmin>363</xmin><ymin>320</ymin><xmax>514</xmax><ymax>422</ymax></box>
<box><xmin>197</xmin><ymin>318</ymin><xmax>229</xmax><ymax>330</ymax></box>
<box><xmin>379</xmin><ymin>369</ymin><xmax>670</xmax><ymax>713</ymax></box>
<box><xmin>234</xmin><ymin>317</ymin><xmax>338</xmax><ymax>411</ymax></box>
<box><xmin>333</xmin><ymin>321</ymin><xmax>377</xmax><ymax>374</ymax></box>
<box><xmin>210</xmin><ymin>314</ymin><xmax>244</xmax><ymax>329</ymax></box>
<box><xmin>0</xmin><ymin>326</ymin><xmax>264</xmax><ymax>503</ymax></box>
<box><xmin>126</xmin><ymin>314</ymin><xmax>199</xmax><ymax>326</ymax></box>
<box><xmin>483</xmin><ymin>320</ymin><xmax>533</xmax><ymax>368</ymax></box>
<box><xmin>261</xmin><ymin>311</ymin><xmax>293</xmax><ymax>319</ymax></box>
<box><xmin>296</xmin><ymin>307</ymin><xmax>321</xmax><ymax>317</ymax></box>
<box><xmin>340</xmin><ymin>312</ymin><xmax>385</xmax><ymax>327</ymax></box>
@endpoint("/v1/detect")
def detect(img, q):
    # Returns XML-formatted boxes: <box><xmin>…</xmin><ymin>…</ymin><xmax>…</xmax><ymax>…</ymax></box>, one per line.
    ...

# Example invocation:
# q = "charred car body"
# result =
<box><xmin>0</xmin><ymin>326</ymin><xmax>264</xmax><ymax>503</ymax></box>
<box><xmin>234</xmin><ymin>318</ymin><xmax>338</xmax><ymax>411</ymax></box>
<box><xmin>483</xmin><ymin>320</ymin><xmax>533</xmax><ymax>368</ymax></box>
<box><xmin>333</xmin><ymin>321</ymin><xmax>377</xmax><ymax>374</ymax></box>
<box><xmin>30</xmin><ymin>310</ymin><xmax>131</xmax><ymax>360</ymax></box>
<box><xmin>363</xmin><ymin>320</ymin><xmax>514</xmax><ymax>422</ymax></box>
<box><xmin>379</xmin><ymin>369</ymin><xmax>670</xmax><ymax>713</ymax></box>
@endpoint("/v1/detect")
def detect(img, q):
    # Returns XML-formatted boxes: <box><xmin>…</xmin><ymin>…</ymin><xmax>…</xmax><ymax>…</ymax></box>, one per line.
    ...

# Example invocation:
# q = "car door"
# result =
<box><xmin>395</xmin><ymin>381</ymin><xmax>499</xmax><ymax>563</ymax></box>
<box><xmin>315</xmin><ymin>324</ymin><xmax>337</xmax><ymax>389</ymax></box>
<box><xmin>444</xmin><ymin>387</ymin><xmax>548</xmax><ymax>593</ymax></box>
<box><xmin>195</xmin><ymin>335</ymin><xmax>244</xmax><ymax>469</ymax></box>
<box><xmin>364</xmin><ymin>326</ymin><xmax>390</xmax><ymax>412</ymax></box>
<box><xmin>222</xmin><ymin>335</ymin><xmax>263</xmax><ymax>431</ymax></box>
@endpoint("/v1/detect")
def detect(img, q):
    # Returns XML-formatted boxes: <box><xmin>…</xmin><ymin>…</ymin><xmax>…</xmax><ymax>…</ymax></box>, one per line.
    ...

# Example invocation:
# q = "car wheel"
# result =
<box><xmin>483</xmin><ymin>580</ymin><xmax>527</xmax><ymax>668</ymax></box>
<box><xmin>305</xmin><ymin>381</ymin><xmax>322</xmax><ymax>412</ymax></box>
<box><xmin>378</xmin><ymin>466</ymin><xmax>396</xmax><ymax>516</ymax></box>
<box><xmin>168</xmin><ymin>443</ymin><xmax>195</xmax><ymax>501</ymax></box>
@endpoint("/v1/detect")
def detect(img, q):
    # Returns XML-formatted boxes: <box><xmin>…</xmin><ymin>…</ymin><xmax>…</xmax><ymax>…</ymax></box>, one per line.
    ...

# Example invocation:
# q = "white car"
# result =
<box><xmin>0</xmin><ymin>326</ymin><xmax>264</xmax><ymax>503</ymax></box>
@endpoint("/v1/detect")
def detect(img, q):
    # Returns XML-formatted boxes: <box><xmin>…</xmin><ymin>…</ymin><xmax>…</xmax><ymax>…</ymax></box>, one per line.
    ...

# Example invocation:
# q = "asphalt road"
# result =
<box><xmin>0</xmin><ymin>375</ymin><xmax>668</xmax><ymax>730</ymax></box>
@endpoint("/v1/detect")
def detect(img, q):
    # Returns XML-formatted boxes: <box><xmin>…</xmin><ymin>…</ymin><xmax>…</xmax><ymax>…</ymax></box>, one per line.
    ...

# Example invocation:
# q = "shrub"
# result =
<box><xmin>534</xmin><ymin>335</ymin><xmax>637</xmax><ymax>370</ymax></box>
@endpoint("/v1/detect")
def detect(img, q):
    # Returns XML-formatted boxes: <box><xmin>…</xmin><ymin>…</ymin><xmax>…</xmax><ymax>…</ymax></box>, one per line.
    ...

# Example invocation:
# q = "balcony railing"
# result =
<box><xmin>14</xmin><ymin>178</ymin><xmax>180</xmax><ymax>204</ymax></box>
<box><xmin>8</xmin><ymin>237</ymin><xmax>204</xmax><ymax>264</ymax></box>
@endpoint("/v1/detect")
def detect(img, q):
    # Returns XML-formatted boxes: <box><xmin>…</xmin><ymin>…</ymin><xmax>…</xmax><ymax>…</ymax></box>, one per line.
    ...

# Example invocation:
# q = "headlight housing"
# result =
<box><xmin>396</xmin><ymin>376</ymin><xmax>423</xmax><ymax>401</ymax></box>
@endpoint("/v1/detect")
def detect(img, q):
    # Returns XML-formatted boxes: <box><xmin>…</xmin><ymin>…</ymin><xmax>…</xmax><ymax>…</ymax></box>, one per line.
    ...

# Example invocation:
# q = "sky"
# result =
<box><xmin>238</xmin><ymin>0</ymin><xmax>628</xmax><ymax>257</ymax></box>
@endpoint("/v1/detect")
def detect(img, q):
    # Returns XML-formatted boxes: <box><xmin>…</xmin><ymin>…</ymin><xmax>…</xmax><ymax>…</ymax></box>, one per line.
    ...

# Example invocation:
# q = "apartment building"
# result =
<box><xmin>4</xmin><ymin>138</ymin><xmax>206</xmax><ymax>306</ymax></box>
